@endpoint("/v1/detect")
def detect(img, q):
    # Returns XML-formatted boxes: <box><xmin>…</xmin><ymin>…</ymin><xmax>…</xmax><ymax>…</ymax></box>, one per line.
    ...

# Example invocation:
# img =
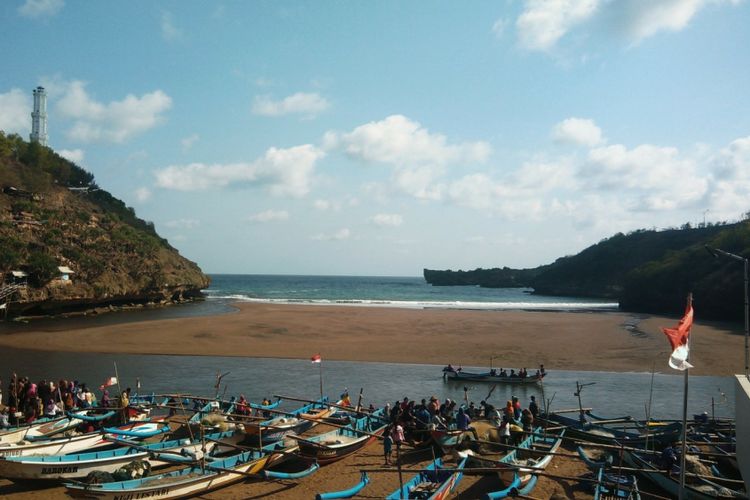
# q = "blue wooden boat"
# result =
<box><xmin>593</xmin><ymin>468</ymin><xmax>641</xmax><ymax>500</ymax></box>
<box><xmin>385</xmin><ymin>457</ymin><xmax>467</xmax><ymax>500</ymax></box>
<box><xmin>64</xmin><ymin>442</ymin><xmax>290</xmax><ymax>500</ymax></box>
<box><xmin>540</xmin><ymin>412</ymin><xmax>681</xmax><ymax>446</ymax></box>
<box><xmin>482</xmin><ymin>430</ymin><xmax>564</xmax><ymax>500</ymax></box>
<box><xmin>243</xmin><ymin>397</ymin><xmax>333</xmax><ymax>443</ymax></box>
<box><xmin>296</xmin><ymin>409</ymin><xmax>388</xmax><ymax>465</ymax></box>
<box><xmin>316</xmin><ymin>472</ymin><xmax>370</xmax><ymax>499</ymax></box>
<box><xmin>0</xmin><ymin>429</ymin><xmax>243</xmax><ymax>481</ymax></box>
<box><xmin>263</xmin><ymin>461</ymin><xmax>319</xmax><ymax>479</ymax></box>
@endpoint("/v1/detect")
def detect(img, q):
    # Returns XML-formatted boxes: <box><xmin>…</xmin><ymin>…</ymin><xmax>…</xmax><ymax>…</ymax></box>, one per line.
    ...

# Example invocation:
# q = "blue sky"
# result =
<box><xmin>1</xmin><ymin>0</ymin><xmax>749</xmax><ymax>276</ymax></box>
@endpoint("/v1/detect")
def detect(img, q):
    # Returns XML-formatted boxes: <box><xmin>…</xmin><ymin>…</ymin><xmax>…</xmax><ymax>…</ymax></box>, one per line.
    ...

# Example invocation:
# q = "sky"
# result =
<box><xmin>1</xmin><ymin>0</ymin><xmax>750</xmax><ymax>277</ymax></box>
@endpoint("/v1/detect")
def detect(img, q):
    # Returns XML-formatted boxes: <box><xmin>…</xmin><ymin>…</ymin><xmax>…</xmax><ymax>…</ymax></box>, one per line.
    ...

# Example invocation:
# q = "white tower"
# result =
<box><xmin>30</xmin><ymin>86</ymin><xmax>48</xmax><ymax>146</ymax></box>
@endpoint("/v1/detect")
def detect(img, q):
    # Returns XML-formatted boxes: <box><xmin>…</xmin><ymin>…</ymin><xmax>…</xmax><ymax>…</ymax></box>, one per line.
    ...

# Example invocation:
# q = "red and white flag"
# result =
<box><xmin>311</xmin><ymin>354</ymin><xmax>322</xmax><ymax>363</ymax></box>
<box><xmin>661</xmin><ymin>300</ymin><xmax>694</xmax><ymax>371</ymax></box>
<box><xmin>99</xmin><ymin>376</ymin><xmax>118</xmax><ymax>391</ymax></box>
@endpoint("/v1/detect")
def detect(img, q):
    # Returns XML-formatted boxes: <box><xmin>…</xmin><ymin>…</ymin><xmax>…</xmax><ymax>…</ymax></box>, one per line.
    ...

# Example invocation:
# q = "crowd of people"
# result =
<box><xmin>444</xmin><ymin>363</ymin><xmax>546</xmax><ymax>379</ymax></box>
<box><xmin>380</xmin><ymin>392</ymin><xmax>542</xmax><ymax>465</ymax></box>
<box><xmin>0</xmin><ymin>374</ymin><xmax>133</xmax><ymax>428</ymax></box>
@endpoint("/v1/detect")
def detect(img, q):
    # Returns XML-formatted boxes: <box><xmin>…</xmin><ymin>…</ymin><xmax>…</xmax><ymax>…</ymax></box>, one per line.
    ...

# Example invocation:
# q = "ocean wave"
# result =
<box><xmin>203</xmin><ymin>294</ymin><xmax>619</xmax><ymax>311</ymax></box>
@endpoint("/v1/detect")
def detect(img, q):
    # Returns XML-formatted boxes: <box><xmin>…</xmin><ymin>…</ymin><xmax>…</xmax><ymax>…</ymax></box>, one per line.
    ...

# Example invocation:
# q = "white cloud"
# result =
<box><xmin>163</xmin><ymin>218</ymin><xmax>200</xmax><ymax>229</ymax></box>
<box><xmin>181</xmin><ymin>133</ymin><xmax>199</xmax><ymax>151</ymax></box>
<box><xmin>332</xmin><ymin>115</ymin><xmax>491</xmax><ymax>167</ymax></box>
<box><xmin>58</xmin><ymin>148</ymin><xmax>84</xmax><ymax>164</ymax></box>
<box><xmin>516</xmin><ymin>0</ymin><xmax>600</xmax><ymax>51</ymax></box>
<box><xmin>155</xmin><ymin>144</ymin><xmax>324</xmax><ymax>196</ymax></box>
<box><xmin>370</xmin><ymin>213</ymin><xmax>403</xmax><ymax>227</ymax></box>
<box><xmin>252</xmin><ymin>92</ymin><xmax>330</xmax><ymax>118</ymax></box>
<box><xmin>18</xmin><ymin>0</ymin><xmax>64</xmax><ymax>18</ymax></box>
<box><xmin>161</xmin><ymin>11</ymin><xmax>183</xmax><ymax>42</ymax></box>
<box><xmin>616</xmin><ymin>0</ymin><xmax>708</xmax><ymax>43</ymax></box>
<box><xmin>312</xmin><ymin>228</ymin><xmax>351</xmax><ymax>241</ymax></box>
<box><xmin>0</xmin><ymin>89</ymin><xmax>31</xmax><ymax>135</ymax></box>
<box><xmin>552</xmin><ymin>117</ymin><xmax>604</xmax><ymax>147</ymax></box>
<box><xmin>55</xmin><ymin>81</ymin><xmax>172</xmax><ymax>143</ymax></box>
<box><xmin>247</xmin><ymin>210</ymin><xmax>289</xmax><ymax>223</ymax></box>
<box><xmin>134</xmin><ymin>187</ymin><xmax>152</xmax><ymax>202</ymax></box>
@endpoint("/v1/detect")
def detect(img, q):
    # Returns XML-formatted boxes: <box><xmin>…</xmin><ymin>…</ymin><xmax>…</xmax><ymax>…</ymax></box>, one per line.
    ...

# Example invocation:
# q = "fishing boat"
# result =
<box><xmin>443</xmin><ymin>370</ymin><xmax>546</xmax><ymax>384</ymax></box>
<box><xmin>540</xmin><ymin>412</ymin><xmax>681</xmax><ymax>446</ymax></box>
<box><xmin>385</xmin><ymin>457</ymin><xmax>468</xmax><ymax>500</ymax></box>
<box><xmin>316</xmin><ymin>472</ymin><xmax>370</xmax><ymax>499</ymax></box>
<box><xmin>64</xmin><ymin>446</ymin><xmax>278</xmax><ymax>499</ymax></box>
<box><xmin>295</xmin><ymin>409</ymin><xmax>388</xmax><ymax>465</ymax></box>
<box><xmin>0</xmin><ymin>429</ymin><xmax>243</xmax><ymax>481</ymax></box>
<box><xmin>242</xmin><ymin>397</ymin><xmax>333</xmax><ymax>443</ymax></box>
<box><xmin>431</xmin><ymin>427</ymin><xmax>475</xmax><ymax>453</ymax></box>
<box><xmin>0</xmin><ymin>421</ymin><xmax>168</xmax><ymax>458</ymax></box>
<box><xmin>577</xmin><ymin>447</ymin><xmax>640</xmax><ymax>500</ymax></box>
<box><xmin>622</xmin><ymin>449</ymin><xmax>746</xmax><ymax>500</ymax></box>
<box><xmin>480</xmin><ymin>429</ymin><xmax>565</xmax><ymax>499</ymax></box>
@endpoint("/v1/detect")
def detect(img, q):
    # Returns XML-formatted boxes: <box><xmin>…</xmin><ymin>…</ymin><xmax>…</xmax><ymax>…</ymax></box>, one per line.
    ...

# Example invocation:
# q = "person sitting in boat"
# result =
<box><xmin>340</xmin><ymin>390</ymin><xmax>352</xmax><ymax>407</ymax></box>
<box><xmin>237</xmin><ymin>395</ymin><xmax>250</xmax><ymax>416</ymax></box>
<box><xmin>500</xmin><ymin>369</ymin><xmax>508</xmax><ymax>377</ymax></box>
<box><xmin>428</xmin><ymin>396</ymin><xmax>440</xmax><ymax>416</ymax></box>
<box><xmin>660</xmin><ymin>442</ymin><xmax>678</xmax><ymax>470</ymax></box>
<box><xmin>509</xmin><ymin>369</ymin><xmax>516</xmax><ymax>377</ymax></box>
<box><xmin>490</xmin><ymin>368</ymin><xmax>497</xmax><ymax>376</ymax></box>
<box><xmin>44</xmin><ymin>398</ymin><xmax>60</xmax><ymax>418</ymax></box>
<box><xmin>539</xmin><ymin>364</ymin><xmax>545</xmax><ymax>375</ymax></box>
<box><xmin>443</xmin><ymin>364</ymin><xmax>456</xmax><ymax>373</ymax></box>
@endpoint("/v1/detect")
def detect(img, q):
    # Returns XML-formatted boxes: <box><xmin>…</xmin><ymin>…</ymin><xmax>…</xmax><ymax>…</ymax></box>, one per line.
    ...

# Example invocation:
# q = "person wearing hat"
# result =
<box><xmin>529</xmin><ymin>396</ymin><xmax>539</xmax><ymax>418</ymax></box>
<box><xmin>428</xmin><ymin>396</ymin><xmax>439</xmax><ymax>416</ymax></box>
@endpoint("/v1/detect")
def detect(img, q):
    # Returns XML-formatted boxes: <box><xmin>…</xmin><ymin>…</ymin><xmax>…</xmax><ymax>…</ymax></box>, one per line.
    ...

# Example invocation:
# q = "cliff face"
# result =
<box><xmin>0</xmin><ymin>133</ymin><xmax>209</xmax><ymax>318</ymax></box>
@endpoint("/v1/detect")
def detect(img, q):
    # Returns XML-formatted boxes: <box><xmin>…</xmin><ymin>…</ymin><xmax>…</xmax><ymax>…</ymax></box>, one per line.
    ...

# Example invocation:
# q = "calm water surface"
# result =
<box><xmin>0</xmin><ymin>348</ymin><xmax>734</xmax><ymax>421</ymax></box>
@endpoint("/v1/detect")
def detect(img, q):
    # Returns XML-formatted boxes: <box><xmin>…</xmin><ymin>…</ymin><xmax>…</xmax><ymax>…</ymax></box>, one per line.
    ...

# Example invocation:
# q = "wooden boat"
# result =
<box><xmin>540</xmin><ymin>412</ymin><xmax>681</xmax><ymax>446</ymax></box>
<box><xmin>316</xmin><ymin>471</ymin><xmax>370</xmax><ymax>499</ymax></box>
<box><xmin>385</xmin><ymin>457</ymin><xmax>467</xmax><ymax>500</ymax></box>
<box><xmin>242</xmin><ymin>397</ymin><xmax>333</xmax><ymax>443</ymax></box>
<box><xmin>0</xmin><ymin>429</ymin><xmax>243</xmax><ymax>481</ymax></box>
<box><xmin>295</xmin><ymin>409</ymin><xmax>388</xmax><ymax>465</ymax></box>
<box><xmin>431</xmin><ymin>427</ymin><xmax>474</xmax><ymax>453</ymax></box>
<box><xmin>64</xmin><ymin>447</ymin><xmax>275</xmax><ymax>500</ymax></box>
<box><xmin>0</xmin><ymin>421</ymin><xmax>168</xmax><ymax>458</ymax></box>
<box><xmin>593</xmin><ymin>468</ymin><xmax>641</xmax><ymax>500</ymax></box>
<box><xmin>622</xmin><ymin>449</ymin><xmax>746</xmax><ymax>500</ymax></box>
<box><xmin>482</xmin><ymin>429</ymin><xmax>564</xmax><ymax>499</ymax></box>
<box><xmin>263</xmin><ymin>461</ymin><xmax>319</xmax><ymax>479</ymax></box>
<box><xmin>443</xmin><ymin>370</ymin><xmax>546</xmax><ymax>384</ymax></box>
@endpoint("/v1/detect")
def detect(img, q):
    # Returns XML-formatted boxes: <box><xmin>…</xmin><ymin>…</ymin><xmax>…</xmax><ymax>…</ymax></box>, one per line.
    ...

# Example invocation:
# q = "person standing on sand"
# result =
<box><xmin>383</xmin><ymin>425</ymin><xmax>393</xmax><ymax>465</ymax></box>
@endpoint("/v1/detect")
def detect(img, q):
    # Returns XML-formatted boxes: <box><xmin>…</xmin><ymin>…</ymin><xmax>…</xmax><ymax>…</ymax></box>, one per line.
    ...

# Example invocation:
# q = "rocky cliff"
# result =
<box><xmin>0</xmin><ymin>132</ymin><xmax>210</xmax><ymax>318</ymax></box>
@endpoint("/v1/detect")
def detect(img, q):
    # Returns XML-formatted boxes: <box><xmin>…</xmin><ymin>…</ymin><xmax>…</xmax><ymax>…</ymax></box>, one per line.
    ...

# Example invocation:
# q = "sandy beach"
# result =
<box><xmin>0</xmin><ymin>302</ymin><xmax>744</xmax><ymax>376</ymax></box>
<box><xmin>0</xmin><ymin>303</ymin><xmax>741</xmax><ymax>499</ymax></box>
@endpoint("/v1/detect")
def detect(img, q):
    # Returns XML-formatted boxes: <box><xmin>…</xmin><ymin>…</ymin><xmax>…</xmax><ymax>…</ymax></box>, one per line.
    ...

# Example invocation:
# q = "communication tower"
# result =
<box><xmin>30</xmin><ymin>86</ymin><xmax>48</xmax><ymax>146</ymax></box>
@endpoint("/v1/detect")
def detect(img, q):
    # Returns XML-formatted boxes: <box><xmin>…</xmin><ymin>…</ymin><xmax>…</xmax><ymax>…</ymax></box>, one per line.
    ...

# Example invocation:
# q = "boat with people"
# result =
<box><xmin>442</xmin><ymin>364</ymin><xmax>547</xmax><ymax>384</ymax></box>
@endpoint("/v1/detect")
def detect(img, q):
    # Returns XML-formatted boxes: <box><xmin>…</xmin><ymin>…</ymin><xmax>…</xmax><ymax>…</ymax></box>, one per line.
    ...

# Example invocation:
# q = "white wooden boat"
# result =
<box><xmin>0</xmin><ymin>430</ymin><xmax>243</xmax><ymax>481</ymax></box>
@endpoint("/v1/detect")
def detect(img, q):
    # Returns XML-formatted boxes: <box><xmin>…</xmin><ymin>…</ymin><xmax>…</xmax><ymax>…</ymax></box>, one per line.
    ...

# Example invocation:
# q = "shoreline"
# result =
<box><xmin>0</xmin><ymin>301</ymin><xmax>744</xmax><ymax>377</ymax></box>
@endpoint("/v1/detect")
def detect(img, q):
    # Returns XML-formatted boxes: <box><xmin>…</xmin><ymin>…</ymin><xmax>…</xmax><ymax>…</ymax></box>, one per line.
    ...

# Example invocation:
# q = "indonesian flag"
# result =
<box><xmin>99</xmin><ymin>376</ymin><xmax>118</xmax><ymax>391</ymax></box>
<box><xmin>661</xmin><ymin>300</ymin><xmax>694</xmax><ymax>371</ymax></box>
<box><xmin>311</xmin><ymin>354</ymin><xmax>322</xmax><ymax>363</ymax></box>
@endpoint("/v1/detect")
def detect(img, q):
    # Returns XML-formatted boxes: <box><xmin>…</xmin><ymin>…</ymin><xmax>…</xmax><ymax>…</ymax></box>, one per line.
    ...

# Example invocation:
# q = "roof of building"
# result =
<box><xmin>11</xmin><ymin>271</ymin><xmax>28</xmax><ymax>278</ymax></box>
<box><xmin>58</xmin><ymin>266</ymin><xmax>75</xmax><ymax>274</ymax></box>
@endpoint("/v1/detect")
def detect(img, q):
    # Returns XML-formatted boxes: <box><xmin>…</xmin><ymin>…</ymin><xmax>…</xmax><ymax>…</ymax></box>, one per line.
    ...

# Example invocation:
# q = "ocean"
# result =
<box><xmin>203</xmin><ymin>274</ymin><xmax>619</xmax><ymax>311</ymax></box>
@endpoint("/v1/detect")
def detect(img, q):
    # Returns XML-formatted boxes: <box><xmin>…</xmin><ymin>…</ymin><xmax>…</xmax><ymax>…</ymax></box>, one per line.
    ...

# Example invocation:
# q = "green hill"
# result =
<box><xmin>0</xmin><ymin>132</ymin><xmax>209</xmax><ymax>318</ymax></box>
<box><xmin>424</xmin><ymin>220</ymin><xmax>750</xmax><ymax>321</ymax></box>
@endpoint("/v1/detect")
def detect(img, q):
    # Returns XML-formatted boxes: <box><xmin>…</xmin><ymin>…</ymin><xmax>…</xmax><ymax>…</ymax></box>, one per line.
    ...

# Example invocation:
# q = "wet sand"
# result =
<box><xmin>0</xmin><ymin>302</ymin><xmax>743</xmax><ymax>376</ymax></box>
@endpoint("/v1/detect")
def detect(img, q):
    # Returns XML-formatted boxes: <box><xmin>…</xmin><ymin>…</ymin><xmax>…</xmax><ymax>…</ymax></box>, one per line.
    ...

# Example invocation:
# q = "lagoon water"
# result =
<box><xmin>0</xmin><ymin>274</ymin><xmax>734</xmax><ymax>421</ymax></box>
<box><xmin>0</xmin><ymin>347</ymin><xmax>734</xmax><ymax>422</ymax></box>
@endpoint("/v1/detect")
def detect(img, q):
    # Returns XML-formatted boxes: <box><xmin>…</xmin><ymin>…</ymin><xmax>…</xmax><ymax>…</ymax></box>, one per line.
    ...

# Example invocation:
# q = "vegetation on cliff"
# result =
<box><xmin>0</xmin><ymin>132</ymin><xmax>210</xmax><ymax>317</ymax></box>
<box><xmin>424</xmin><ymin>218</ymin><xmax>750</xmax><ymax>321</ymax></box>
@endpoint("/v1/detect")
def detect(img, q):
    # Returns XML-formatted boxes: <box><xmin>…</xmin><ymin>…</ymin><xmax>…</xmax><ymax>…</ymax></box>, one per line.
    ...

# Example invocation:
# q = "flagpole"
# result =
<box><xmin>319</xmin><ymin>359</ymin><xmax>323</xmax><ymax>399</ymax></box>
<box><xmin>678</xmin><ymin>293</ymin><xmax>692</xmax><ymax>500</ymax></box>
<box><xmin>114</xmin><ymin>361</ymin><xmax>122</xmax><ymax>397</ymax></box>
